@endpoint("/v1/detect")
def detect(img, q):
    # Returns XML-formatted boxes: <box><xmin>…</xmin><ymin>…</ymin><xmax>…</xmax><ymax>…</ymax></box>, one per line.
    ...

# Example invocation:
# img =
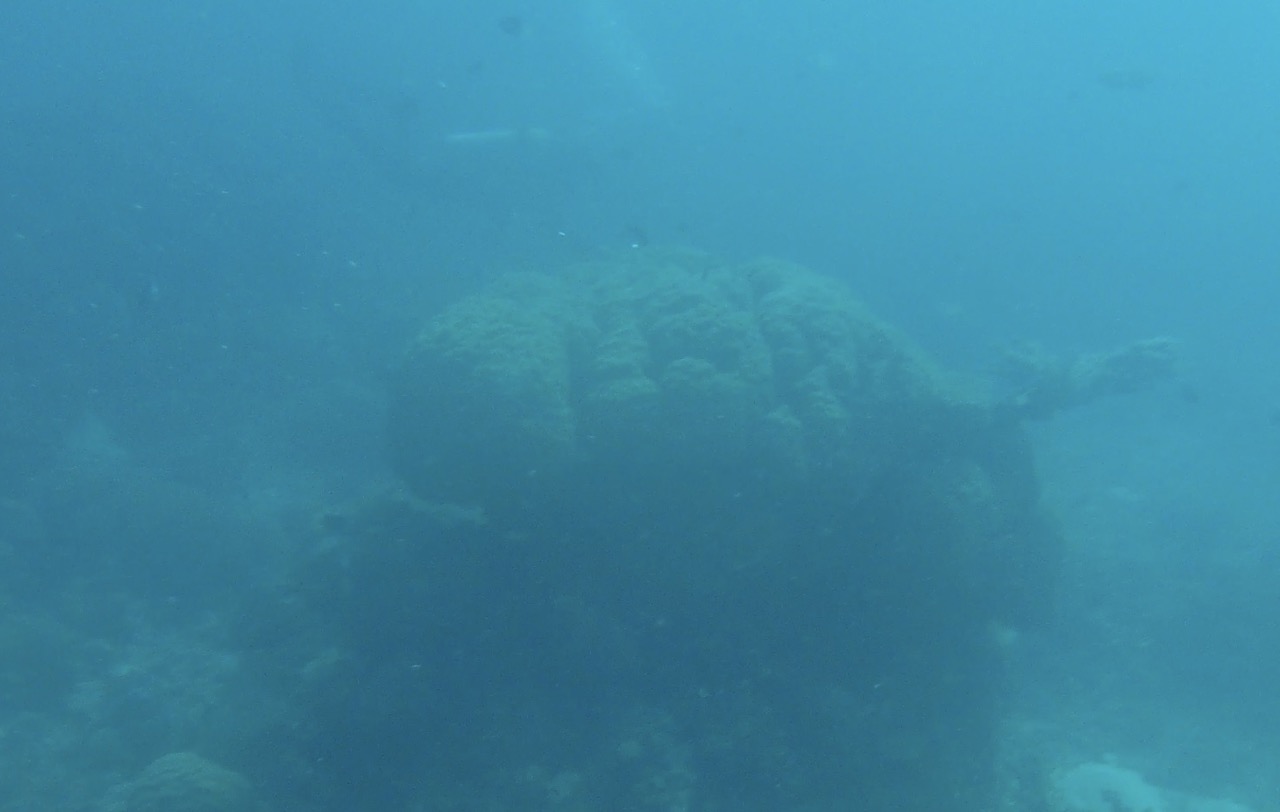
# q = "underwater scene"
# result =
<box><xmin>1</xmin><ymin>2</ymin><xmax>1278</xmax><ymax>811</ymax></box>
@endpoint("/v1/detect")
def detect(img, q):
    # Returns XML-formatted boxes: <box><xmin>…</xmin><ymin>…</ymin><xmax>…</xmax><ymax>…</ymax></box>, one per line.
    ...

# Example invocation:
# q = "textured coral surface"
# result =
<box><xmin>120</xmin><ymin>752</ymin><xmax>261</xmax><ymax>812</ymax></box>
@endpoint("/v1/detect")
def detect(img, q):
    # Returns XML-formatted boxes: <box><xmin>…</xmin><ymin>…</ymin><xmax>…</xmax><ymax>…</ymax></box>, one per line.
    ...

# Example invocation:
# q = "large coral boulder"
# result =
<box><xmin>392</xmin><ymin>250</ymin><xmax>984</xmax><ymax>514</ymax></box>
<box><xmin>118</xmin><ymin>752</ymin><xmax>264</xmax><ymax>812</ymax></box>
<box><xmin>376</xmin><ymin>249</ymin><xmax>1061</xmax><ymax>810</ymax></box>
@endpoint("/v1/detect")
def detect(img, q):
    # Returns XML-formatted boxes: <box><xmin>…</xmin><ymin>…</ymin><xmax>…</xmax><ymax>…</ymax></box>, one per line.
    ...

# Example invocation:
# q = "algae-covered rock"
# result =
<box><xmin>119</xmin><ymin>752</ymin><xmax>264</xmax><ymax>812</ymax></box>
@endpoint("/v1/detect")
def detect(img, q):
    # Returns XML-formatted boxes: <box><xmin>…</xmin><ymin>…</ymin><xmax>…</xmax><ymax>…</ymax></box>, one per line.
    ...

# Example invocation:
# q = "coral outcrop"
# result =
<box><xmin>118</xmin><ymin>752</ymin><xmax>263</xmax><ymax>812</ymax></box>
<box><xmin>345</xmin><ymin>249</ymin><xmax>1067</xmax><ymax>810</ymax></box>
<box><xmin>392</xmin><ymin>250</ymin><xmax>991</xmax><ymax>514</ymax></box>
<box><xmin>1000</xmin><ymin>337</ymin><xmax>1179</xmax><ymax>420</ymax></box>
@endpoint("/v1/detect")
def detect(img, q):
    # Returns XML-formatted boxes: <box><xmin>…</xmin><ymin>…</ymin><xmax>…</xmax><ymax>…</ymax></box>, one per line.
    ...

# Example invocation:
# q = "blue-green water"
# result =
<box><xmin>1</xmin><ymin>2</ymin><xmax>1278</xmax><ymax>810</ymax></box>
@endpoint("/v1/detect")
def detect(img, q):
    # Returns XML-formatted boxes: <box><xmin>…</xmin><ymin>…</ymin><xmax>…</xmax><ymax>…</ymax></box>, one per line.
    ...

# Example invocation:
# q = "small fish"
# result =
<box><xmin>622</xmin><ymin>225</ymin><xmax>650</xmax><ymax>249</ymax></box>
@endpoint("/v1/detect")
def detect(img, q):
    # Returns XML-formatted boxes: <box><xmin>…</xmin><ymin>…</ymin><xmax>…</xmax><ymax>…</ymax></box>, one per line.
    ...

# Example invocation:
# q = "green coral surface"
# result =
<box><xmin>391</xmin><ymin>250</ymin><xmax>983</xmax><ymax>514</ymax></box>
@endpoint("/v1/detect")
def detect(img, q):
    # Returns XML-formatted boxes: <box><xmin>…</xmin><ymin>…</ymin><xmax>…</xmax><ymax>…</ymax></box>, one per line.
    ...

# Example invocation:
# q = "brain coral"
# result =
<box><xmin>390</xmin><ymin>249</ymin><xmax>980</xmax><ymax>517</ymax></box>
<box><xmin>120</xmin><ymin>752</ymin><xmax>263</xmax><ymax>812</ymax></box>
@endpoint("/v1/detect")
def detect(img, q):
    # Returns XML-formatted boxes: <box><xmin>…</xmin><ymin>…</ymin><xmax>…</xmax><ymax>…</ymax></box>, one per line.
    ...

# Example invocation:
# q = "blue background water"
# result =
<box><xmin>2</xmin><ymin>0</ymin><xmax>1279</xmax><ymax>809</ymax></box>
